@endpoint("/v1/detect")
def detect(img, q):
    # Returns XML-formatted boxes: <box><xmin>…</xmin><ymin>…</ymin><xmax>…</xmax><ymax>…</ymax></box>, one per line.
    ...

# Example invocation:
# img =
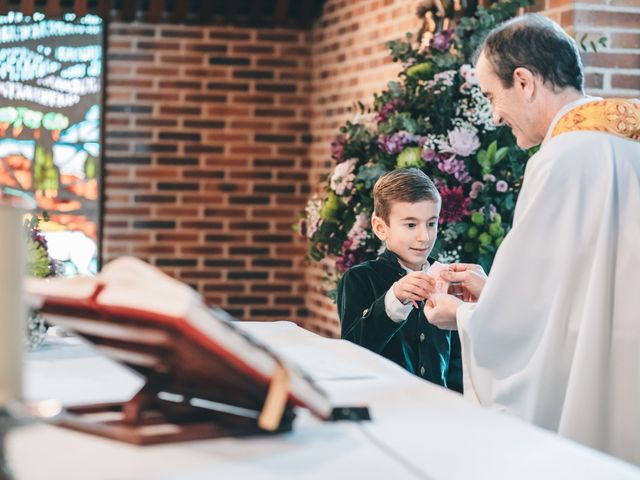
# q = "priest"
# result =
<box><xmin>424</xmin><ymin>14</ymin><xmax>640</xmax><ymax>465</ymax></box>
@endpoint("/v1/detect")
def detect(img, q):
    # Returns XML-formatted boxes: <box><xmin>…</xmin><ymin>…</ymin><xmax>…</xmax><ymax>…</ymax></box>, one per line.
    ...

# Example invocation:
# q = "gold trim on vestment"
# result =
<box><xmin>551</xmin><ymin>98</ymin><xmax>640</xmax><ymax>142</ymax></box>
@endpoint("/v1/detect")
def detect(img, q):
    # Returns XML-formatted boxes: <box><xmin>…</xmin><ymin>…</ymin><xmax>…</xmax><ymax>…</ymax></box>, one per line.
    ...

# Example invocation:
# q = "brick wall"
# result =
<box><xmin>103</xmin><ymin>24</ymin><xmax>313</xmax><ymax>323</ymax></box>
<box><xmin>101</xmin><ymin>0</ymin><xmax>639</xmax><ymax>337</ymax></box>
<box><xmin>529</xmin><ymin>0</ymin><xmax>640</xmax><ymax>97</ymax></box>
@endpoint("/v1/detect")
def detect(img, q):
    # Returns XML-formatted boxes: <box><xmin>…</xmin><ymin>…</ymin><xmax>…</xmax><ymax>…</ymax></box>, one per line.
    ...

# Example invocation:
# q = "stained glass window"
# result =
<box><xmin>0</xmin><ymin>12</ymin><xmax>103</xmax><ymax>275</ymax></box>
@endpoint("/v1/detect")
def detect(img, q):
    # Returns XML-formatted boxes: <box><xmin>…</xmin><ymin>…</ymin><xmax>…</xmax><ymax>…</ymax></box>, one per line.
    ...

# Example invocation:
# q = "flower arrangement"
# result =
<box><xmin>24</xmin><ymin>211</ymin><xmax>61</xmax><ymax>348</ymax></box>
<box><xmin>24</xmin><ymin>212</ymin><xmax>60</xmax><ymax>279</ymax></box>
<box><xmin>300</xmin><ymin>0</ymin><xmax>534</xmax><ymax>297</ymax></box>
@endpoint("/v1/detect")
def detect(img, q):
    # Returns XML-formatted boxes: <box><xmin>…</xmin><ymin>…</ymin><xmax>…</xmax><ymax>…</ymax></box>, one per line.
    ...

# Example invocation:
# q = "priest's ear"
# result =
<box><xmin>512</xmin><ymin>67</ymin><xmax>536</xmax><ymax>102</ymax></box>
<box><xmin>371</xmin><ymin>214</ymin><xmax>388</xmax><ymax>241</ymax></box>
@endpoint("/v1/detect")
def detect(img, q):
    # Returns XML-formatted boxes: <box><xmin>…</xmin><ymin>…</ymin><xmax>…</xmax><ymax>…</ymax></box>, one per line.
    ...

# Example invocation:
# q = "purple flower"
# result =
<box><xmin>335</xmin><ymin>239</ymin><xmax>367</xmax><ymax>273</ymax></box>
<box><xmin>437</xmin><ymin>155</ymin><xmax>472</xmax><ymax>184</ymax></box>
<box><xmin>483</xmin><ymin>174</ymin><xmax>496</xmax><ymax>182</ymax></box>
<box><xmin>496</xmin><ymin>180</ymin><xmax>508</xmax><ymax>192</ymax></box>
<box><xmin>479</xmin><ymin>204</ymin><xmax>497</xmax><ymax>221</ymax></box>
<box><xmin>378</xmin><ymin>131</ymin><xmax>414</xmax><ymax>155</ymax></box>
<box><xmin>297</xmin><ymin>218</ymin><xmax>308</xmax><ymax>238</ymax></box>
<box><xmin>376</xmin><ymin>99</ymin><xmax>403</xmax><ymax>123</ymax></box>
<box><xmin>430</xmin><ymin>28</ymin><xmax>455</xmax><ymax>52</ymax></box>
<box><xmin>331</xmin><ymin>134</ymin><xmax>347</xmax><ymax>162</ymax></box>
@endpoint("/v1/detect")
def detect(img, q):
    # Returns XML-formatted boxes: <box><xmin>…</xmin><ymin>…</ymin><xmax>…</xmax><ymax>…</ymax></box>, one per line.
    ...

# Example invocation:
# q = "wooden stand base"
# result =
<box><xmin>57</xmin><ymin>400</ymin><xmax>295</xmax><ymax>446</ymax></box>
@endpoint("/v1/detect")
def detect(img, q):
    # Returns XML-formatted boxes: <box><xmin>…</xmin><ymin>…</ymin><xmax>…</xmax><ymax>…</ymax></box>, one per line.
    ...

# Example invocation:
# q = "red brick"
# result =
<box><xmin>611</xmin><ymin>32</ymin><xmax>640</xmax><ymax>49</ymax></box>
<box><xmin>612</xmin><ymin>74</ymin><xmax>640</xmax><ymax>90</ymax></box>
<box><xmin>582</xmin><ymin>53</ymin><xmax>640</xmax><ymax>69</ymax></box>
<box><xmin>574</xmin><ymin>10</ymin><xmax>640</xmax><ymax>30</ymax></box>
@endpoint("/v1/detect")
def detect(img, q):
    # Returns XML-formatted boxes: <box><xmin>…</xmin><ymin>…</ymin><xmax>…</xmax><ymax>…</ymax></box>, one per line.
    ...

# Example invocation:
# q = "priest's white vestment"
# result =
<box><xmin>456</xmin><ymin>97</ymin><xmax>640</xmax><ymax>465</ymax></box>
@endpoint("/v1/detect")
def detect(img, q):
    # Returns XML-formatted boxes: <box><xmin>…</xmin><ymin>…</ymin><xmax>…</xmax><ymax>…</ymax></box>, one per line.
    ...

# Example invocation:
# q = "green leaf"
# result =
<box><xmin>388</xmin><ymin>81</ymin><xmax>402</xmax><ymax>97</ymax></box>
<box><xmin>396</xmin><ymin>147</ymin><xmax>423</xmax><ymax>168</ymax></box>
<box><xmin>494</xmin><ymin>146</ymin><xmax>509</xmax><ymax>165</ymax></box>
<box><xmin>356</xmin><ymin>163</ymin><xmax>387</xmax><ymax>189</ymax></box>
<box><xmin>487</xmin><ymin>140</ymin><xmax>497</xmax><ymax>160</ymax></box>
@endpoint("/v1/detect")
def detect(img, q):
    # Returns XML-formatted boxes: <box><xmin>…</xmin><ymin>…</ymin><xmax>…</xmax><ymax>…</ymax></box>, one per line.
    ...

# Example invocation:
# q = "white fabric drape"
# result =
<box><xmin>457</xmin><ymin>98</ymin><xmax>640</xmax><ymax>465</ymax></box>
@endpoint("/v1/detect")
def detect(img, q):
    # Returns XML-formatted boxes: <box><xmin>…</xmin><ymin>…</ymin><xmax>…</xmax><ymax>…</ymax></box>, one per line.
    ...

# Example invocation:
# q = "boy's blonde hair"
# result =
<box><xmin>373</xmin><ymin>168</ymin><xmax>440</xmax><ymax>224</ymax></box>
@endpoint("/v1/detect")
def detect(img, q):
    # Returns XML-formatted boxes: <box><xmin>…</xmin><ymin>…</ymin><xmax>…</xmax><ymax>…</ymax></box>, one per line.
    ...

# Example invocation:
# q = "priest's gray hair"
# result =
<box><xmin>373</xmin><ymin>168</ymin><xmax>440</xmax><ymax>224</ymax></box>
<box><xmin>476</xmin><ymin>14</ymin><xmax>584</xmax><ymax>93</ymax></box>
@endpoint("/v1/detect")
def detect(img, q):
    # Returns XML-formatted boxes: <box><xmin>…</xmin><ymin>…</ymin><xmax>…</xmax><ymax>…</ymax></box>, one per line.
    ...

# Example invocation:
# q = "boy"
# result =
<box><xmin>337</xmin><ymin>168</ymin><xmax>462</xmax><ymax>392</ymax></box>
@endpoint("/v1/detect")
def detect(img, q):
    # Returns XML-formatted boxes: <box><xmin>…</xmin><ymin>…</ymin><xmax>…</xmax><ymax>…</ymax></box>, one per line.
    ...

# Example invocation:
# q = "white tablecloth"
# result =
<box><xmin>8</xmin><ymin>321</ymin><xmax>640</xmax><ymax>479</ymax></box>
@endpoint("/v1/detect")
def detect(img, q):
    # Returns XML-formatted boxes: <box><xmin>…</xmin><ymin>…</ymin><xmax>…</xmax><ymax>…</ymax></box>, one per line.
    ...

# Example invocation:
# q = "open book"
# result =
<box><xmin>26</xmin><ymin>257</ymin><xmax>361</xmax><ymax>444</ymax></box>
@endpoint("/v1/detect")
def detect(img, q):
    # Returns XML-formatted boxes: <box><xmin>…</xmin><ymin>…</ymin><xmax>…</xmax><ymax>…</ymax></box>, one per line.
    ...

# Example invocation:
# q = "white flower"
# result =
<box><xmin>433</xmin><ymin>70</ymin><xmax>456</xmax><ymax>86</ymax></box>
<box><xmin>304</xmin><ymin>195</ymin><xmax>323</xmax><ymax>239</ymax></box>
<box><xmin>437</xmin><ymin>246</ymin><xmax>462</xmax><ymax>264</ymax></box>
<box><xmin>330</xmin><ymin>158</ymin><xmax>358</xmax><ymax>196</ymax></box>
<box><xmin>424</xmin><ymin>69</ymin><xmax>456</xmax><ymax>90</ymax></box>
<box><xmin>351</xmin><ymin>112</ymin><xmax>378</xmax><ymax>133</ymax></box>
<box><xmin>441</xmin><ymin>127</ymin><xmax>481</xmax><ymax>157</ymax></box>
<box><xmin>459</xmin><ymin>64</ymin><xmax>478</xmax><ymax>86</ymax></box>
<box><xmin>455</xmin><ymin>85</ymin><xmax>496</xmax><ymax>132</ymax></box>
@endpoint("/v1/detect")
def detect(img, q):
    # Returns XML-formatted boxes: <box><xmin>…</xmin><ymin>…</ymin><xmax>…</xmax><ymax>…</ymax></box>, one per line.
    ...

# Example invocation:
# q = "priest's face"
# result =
<box><xmin>476</xmin><ymin>52</ymin><xmax>542</xmax><ymax>149</ymax></box>
<box><xmin>372</xmin><ymin>200</ymin><xmax>440</xmax><ymax>271</ymax></box>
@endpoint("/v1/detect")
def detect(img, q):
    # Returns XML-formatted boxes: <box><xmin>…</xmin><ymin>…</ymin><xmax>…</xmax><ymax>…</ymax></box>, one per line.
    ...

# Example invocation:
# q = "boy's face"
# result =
<box><xmin>372</xmin><ymin>200</ymin><xmax>440</xmax><ymax>271</ymax></box>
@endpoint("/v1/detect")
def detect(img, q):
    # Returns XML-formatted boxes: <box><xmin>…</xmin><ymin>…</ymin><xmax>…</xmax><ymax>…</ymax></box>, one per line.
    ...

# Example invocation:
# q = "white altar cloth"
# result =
<box><xmin>8</xmin><ymin>321</ymin><xmax>640</xmax><ymax>479</ymax></box>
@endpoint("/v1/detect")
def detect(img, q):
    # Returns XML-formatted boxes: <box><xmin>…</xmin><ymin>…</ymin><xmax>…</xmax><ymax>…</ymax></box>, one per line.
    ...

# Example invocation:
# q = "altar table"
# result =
<box><xmin>8</xmin><ymin>321</ymin><xmax>640</xmax><ymax>479</ymax></box>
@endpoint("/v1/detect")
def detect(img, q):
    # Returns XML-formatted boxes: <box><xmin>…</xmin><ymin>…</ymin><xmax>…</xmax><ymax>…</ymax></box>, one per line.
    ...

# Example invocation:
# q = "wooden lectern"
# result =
<box><xmin>26</xmin><ymin>257</ymin><xmax>363</xmax><ymax>445</ymax></box>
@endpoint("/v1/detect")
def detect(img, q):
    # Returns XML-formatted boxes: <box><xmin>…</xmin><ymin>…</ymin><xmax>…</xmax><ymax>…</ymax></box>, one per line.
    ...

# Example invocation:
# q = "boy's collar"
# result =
<box><xmin>379</xmin><ymin>249</ymin><xmax>430</xmax><ymax>273</ymax></box>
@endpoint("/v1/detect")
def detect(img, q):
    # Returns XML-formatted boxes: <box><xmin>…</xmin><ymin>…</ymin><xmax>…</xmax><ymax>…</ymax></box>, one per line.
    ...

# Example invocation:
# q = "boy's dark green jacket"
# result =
<box><xmin>337</xmin><ymin>249</ymin><xmax>463</xmax><ymax>393</ymax></box>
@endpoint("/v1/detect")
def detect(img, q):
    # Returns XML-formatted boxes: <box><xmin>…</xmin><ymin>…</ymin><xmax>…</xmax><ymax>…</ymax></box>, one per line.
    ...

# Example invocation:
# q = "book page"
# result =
<box><xmin>97</xmin><ymin>257</ymin><xmax>200</xmax><ymax>319</ymax></box>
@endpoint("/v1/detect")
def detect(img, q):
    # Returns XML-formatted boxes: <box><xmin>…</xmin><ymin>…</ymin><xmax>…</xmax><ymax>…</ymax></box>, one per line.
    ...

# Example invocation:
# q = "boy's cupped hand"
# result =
<box><xmin>393</xmin><ymin>271</ymin><xmax>437</xmax><ymax>306</ymax></box>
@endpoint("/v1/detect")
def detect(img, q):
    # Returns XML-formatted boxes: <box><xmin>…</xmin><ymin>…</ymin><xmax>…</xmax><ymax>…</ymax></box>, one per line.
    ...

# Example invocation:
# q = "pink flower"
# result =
<box><xmin>441</xmin><ymin>127</ymin><xmax>481</xmax><ymax>157</ymax></box>
<box><xmin>496</xmin><ymin>180</ymin><xmax>508</xmax><ymax>192</ymax></box>
<box><xmin>347</xmin><ymin>212</ymin><xmax>370</xmax><ymax>247</ymax></box>
<box><xmin>439</xmin><ymin>186</ymin><xmax>471</xmax><ymax>224</ymax></box>
<box><xmin>469</xmin><ymin>181</ymin><xmax>484</xmax><ymax>199</ymax></box>
<box><xmin>421</xmin><ymin>147</ymin><xmax>437</xmax><ymax>162</ymax></box>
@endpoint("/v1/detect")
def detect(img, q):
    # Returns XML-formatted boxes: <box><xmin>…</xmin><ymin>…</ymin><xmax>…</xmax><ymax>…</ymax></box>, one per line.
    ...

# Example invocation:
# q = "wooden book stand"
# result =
<box><xmin>28</xmin><ymin>257</ymin><xmax>368</xmax><ymax>445</ymax></box>
<box><xmin>44</xmin><ymin>307</ymin><xmax>297</xmax><ymax>445</ymax></box>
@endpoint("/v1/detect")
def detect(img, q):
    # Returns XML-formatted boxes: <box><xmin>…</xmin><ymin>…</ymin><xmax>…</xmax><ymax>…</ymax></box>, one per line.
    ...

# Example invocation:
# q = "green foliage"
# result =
<box><xmin>23</xmin><ymin>213</ymin><xmax>59</xmax><ymax>278</ymax></box>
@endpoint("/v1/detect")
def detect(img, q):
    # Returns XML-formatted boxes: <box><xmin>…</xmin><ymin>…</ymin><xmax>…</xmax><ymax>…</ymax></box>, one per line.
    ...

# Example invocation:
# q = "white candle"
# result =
<box><xmin>0</xmin><ymin>203</ymin><xmax>24</xmax><ymax>408</ymax></box>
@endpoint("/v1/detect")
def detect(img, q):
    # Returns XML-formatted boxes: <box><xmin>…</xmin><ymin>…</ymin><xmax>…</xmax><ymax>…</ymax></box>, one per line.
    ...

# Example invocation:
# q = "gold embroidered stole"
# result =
<box><xmin>550</xmin><ymin>98</ymin><xmax>640</xmax><ymax>143</ymax></box>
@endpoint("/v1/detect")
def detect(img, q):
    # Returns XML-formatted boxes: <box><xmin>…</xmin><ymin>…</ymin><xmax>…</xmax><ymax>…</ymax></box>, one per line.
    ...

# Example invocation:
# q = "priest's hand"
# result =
<box><xmin>441</xmin><ymin>263</ymin><xmax>487</xmax><ymax>302</ymax></box>
<box><xmin>423</xmin><ymin>293</ymin><xmax>462</xmax><ymax>330</ymax></box>
<box><xmin>393</xmin><ymin>271</ymin><xmax>436</xmax><ymax>305</ymax></box>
